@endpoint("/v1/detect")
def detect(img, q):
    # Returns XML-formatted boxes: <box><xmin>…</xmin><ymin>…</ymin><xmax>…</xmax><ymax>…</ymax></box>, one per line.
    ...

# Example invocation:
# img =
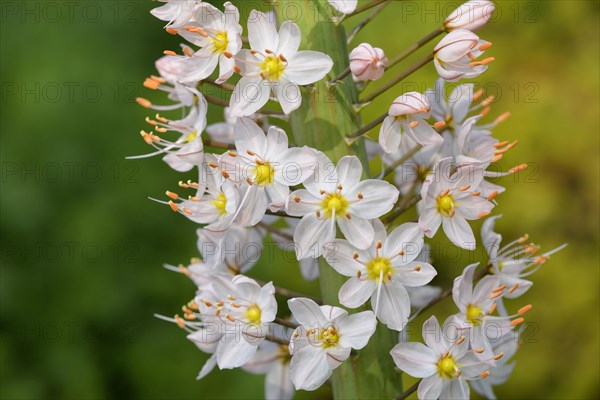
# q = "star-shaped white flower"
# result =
<box><xmin>288</xmin><ymin>298</ymin><xmax>376</xmax><ymax>391</ymax></box>
<box><xmin>286</xmin><ymin>152</ymin><xmax>399</xmax><ymax>259</ymax></box>
<box><xmin>323</xmin><ymin>220</ymin><xmax>437</xmax><ymax>331</ymax></box>
<box><xmin>229</xmin><ymin>11</ymin><xmax>333</xmax><ymax>116</ymax></box>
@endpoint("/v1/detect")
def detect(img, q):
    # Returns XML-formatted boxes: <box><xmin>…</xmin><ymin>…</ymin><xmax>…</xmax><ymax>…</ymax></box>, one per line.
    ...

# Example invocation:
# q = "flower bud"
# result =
<box><xmin>349</xmin><ymin>43</ymin><xmax>388</xmax><ymax>81</ymax></box>
<box><xmin>444</xmin><ymin>0</ymin><xmax>495</xmax><ymax>32</ymax></box>
<box><xmin>388</xmin><ymin>92</ymin><xmax>430</xmax><ymax>117</ymax></box>
<box><xmin>328</xmin><ymin>0</ymin><xmax>358</xmax><ymax>15</ymax></box>
<box><xmin>434</xmin><ymin>29</ymin><xmax>492</xmax><ymax>82</ymax></box>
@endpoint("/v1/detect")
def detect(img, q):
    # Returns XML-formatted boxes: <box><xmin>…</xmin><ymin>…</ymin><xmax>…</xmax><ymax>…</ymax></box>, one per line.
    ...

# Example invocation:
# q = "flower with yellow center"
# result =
<box><xmin>245</xmin><ymin>305</ymin><xmax>262</xmax><ymax>325</ymax></box>
<box><xmin>437</xmin><ymin>354</ymin><xmax>458</xmax><ymax>379</ymax></box>
<box><xmin>436</xmin><ymin>194</ymin><xmax>455</xmax><ymax>216</ymax></box>
<box><xmin>466</xmin><ymin>304</ymin><xmax>484</xmax><ymax>326</ymax></box>
<box><xmin>251</xmin><ymin>163</ymin><xmax>275</xmax><ymax>186</ymax></box>
<box><xmin>211</xmin><ymin>192</ymin><xmax>228</xmax><ymax>216</ymax></box>
<box><xmin>366</xmin><ymin>257</ymin><xmax>393</xmax><ymax>281</ymax></box>
<box><xmin>319</xmin><ymin>326</ymin><xmax>340</xmax><ymax>348</ymax></box>
<box><xmin>211</xmin><ymin>31</ymin><xmax>229</xmax><ymax>54</ymax></box>
<box><xmin>320</xmin><ymin>193</ymin><xmax>350</xmax><ymax>219</ymax></box>
<box><xmin>260</xmin><ymin>55</ymin><xmax>286</xmax><ymax>81</ymax></box>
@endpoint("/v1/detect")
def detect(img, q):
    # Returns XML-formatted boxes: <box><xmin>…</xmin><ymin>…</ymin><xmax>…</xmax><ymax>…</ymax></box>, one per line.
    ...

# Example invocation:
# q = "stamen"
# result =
<box><xmin>136</xmin><ymin>97</ymin><xmax>152</xmax><ymax>108</ymax></box>
<box><xmin>518</xmin><ymin>304</ymin><xmax>533</xmax><ymax>315</ymax></box>
<box><xmin>480</xmin><ymin>371</ymin><xmax>491</xmax><ymax>379</ymax></box>
<box><xmin>166</xmin><ymin>191</ymin><xmax>179</xmax><ymax>200</ymax></box>
<box><xmin>511</xmin><ymin>317</ymin><xmax>525</xmax><ymax>327</ymax></box>
<box><xmin>163</xmin><ymin>50</ymin><xmax>177</xmax><ymax>56</ymax></box>
<box><xmin>168</xmin><ymin>201</ymin><xmax>179</xmax><ymax>212</ymax></box>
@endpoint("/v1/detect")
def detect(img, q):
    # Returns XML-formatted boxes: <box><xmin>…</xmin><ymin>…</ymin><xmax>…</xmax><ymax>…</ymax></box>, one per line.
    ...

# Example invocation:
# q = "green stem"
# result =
<box><xmin>273</xmin><ymin>1</ymin><xmax>402</xmax><ymax>398</ymax></box>
<box><xmin>387</xmin><ymin>26</ymin><xmax>445</xmax><ymax>70</ymax></box>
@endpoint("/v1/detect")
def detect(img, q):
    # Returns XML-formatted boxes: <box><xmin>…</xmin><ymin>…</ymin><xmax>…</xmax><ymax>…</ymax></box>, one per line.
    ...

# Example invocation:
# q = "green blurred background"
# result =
<box><xmin>1</xmin><ymin>0</ymin><xmax>598</xmax><ymax>399</ymax></box>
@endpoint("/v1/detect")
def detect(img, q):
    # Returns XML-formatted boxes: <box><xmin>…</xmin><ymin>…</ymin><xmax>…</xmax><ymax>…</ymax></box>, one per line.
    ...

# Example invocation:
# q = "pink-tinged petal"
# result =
<box><xmin>395</xmin><ymin>261</ymin><xmax>437</xmax><ymax>287</ymax></box>
<box><xmin>272</xmin><ymin>78</ymin><xmax>302</xmax><ymax>114</ymax></box>
<box><xmin>336</xmin><ymin>156</ymin><xmax>363</xmax><ymax>189</ymax></box>
<box><xmin>277</xmin><ymin>20</ymin><xmax>301</xmax><ymax>56</ymax></box>
<box><xmin>442</xmin><ymin>216</ymin><xmax>476</xmax><ymax>250</ymax></box>
<box><xmin>285</xmin><ymin>51</ymin><xmax>334</xmax><ymax>85</ymax></box>
<box><xmin>390</xmin><ymin>342</ymin><xmax>438</xmax><ymax>378</ymax></box>
<box><xmin>347</xmin><ymin>180</ymin><xmax>399</xmax><ymax>219</ymax></box>
<box><xmin>434</xmin><ymin>29</ymin><xmax>480</xmax><ymax>62</ymax></box>
<box><xmin>274</xmin><ymin>147</ymin><xmax>318</xmax><ymax>186</ymax></box>
<box><xmin>247</xmin><ymin>10</ymin><xmax>278</xmax><ymax>52</ymax></box>
<box><xmin>389</xmin><ymin>92</ymin><xmax>430</xmax><ymax>116</ymax></box>
<box><xmin>289</xmin><ymin>346</ymin><xmax>331</xmax><ymax>391</ymax></box>
<box><xmin>322</xmin><ymin>239</ymin><xmax>365</xmax><ymax>276</ymax></box>
<box><xmin>293</xmin><ymin>213</ymin><xmax>334</xmax><ymax>259</ymax></box>
<box><xmin>379</xmin><ymin>115</ymin><xmax>402</xmax><ymax>154</ymax></box>
<box><xmin>418</xmin><ymin>375</ymin><xmax>445</xmax><ymax>400</ymax></box>
<box><xmin>384</xmin><ymin>222</ymin><xmax>424</xmax><ymax>262</ymax></box>
<box><xmin>229</xmin><ymin>77</ymin><xmax>271</xmax><ymax>117</ymax></box>
<box><xmin>338</xmin><ymin>215</ymin><xmax>374</xmax><ymax>250</ymax></box>
<box><xmin>372</xmin><ymin>281</ymin><xmax>411</xmax><ymax>331</ymax></box>
<box><xmin>339</xmin><ymin>277</ymin><xmax>376</xmax><ymax>308</ymax></box>
<box><xmin>338</xmin><ymin>311</ymin><xmax>377</xmax><ymax>349</ymax></box>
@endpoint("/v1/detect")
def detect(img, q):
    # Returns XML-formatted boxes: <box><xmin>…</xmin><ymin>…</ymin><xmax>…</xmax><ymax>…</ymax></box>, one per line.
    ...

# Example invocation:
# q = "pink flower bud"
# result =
<box><xmin>434</xmin><ymin>29</ymin><xmax>493</xmax><ymax>82</ymax></box>
<box><xmin>349</xmin><ymin>43</ymin><xmax>388</xmax><ymax>81</ymax></box>
<box><xmin>388</xmin><ymin>92</ymin><xmax>430</xmax><ymax>117</ymax></box>
<box><xmin>444</xmin><ymin>0</ymin><xmax>495</xmax><ymax>32</ymax></box>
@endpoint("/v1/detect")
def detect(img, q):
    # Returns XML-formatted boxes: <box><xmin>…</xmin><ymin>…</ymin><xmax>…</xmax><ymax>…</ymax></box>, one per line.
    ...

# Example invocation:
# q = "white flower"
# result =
<box><xmin>206</xmin><ymin>107</ymin><xmax>269</xmax><ymax>145</ymax></box>
<box><xmin>379</xmin><ymin>92</ymin><xmax>444</xmax><ymax>153</ymax></box>
<box><xmin>243</xmin><ymin>341</ymin><xmax>294</xmax><ymax>400</ymax></box>
<box><xmin>178</xmin><ymin>2</ymin><xmax>243</xmax><ymax>84</ymax></box>
<box><xmin>482</xmin><ymin>215</ymin><xmax>567</xmax><ymax>314</ymax></box>
<box><xmin>444</xmin><ymin>0</ymin><xmax>496</xmax><ymax>32</ymax></box>
<box><xmin>132</xmin><ymin>92</ymin><xmax>207</xmax><ymax>172</ymax></box>
<box><xmin>349</xmin><ymin>43</ymin><xmax>388</xmax><ymax>81</ymax></box>
<box><xmin>287</xmin><ymin>298</ymin><xmax>376</xmax><ymax>391</ymax></box>
<box><xmin>323</xmin><ymin>220</ymin><xmax>436</xmax><ymax>331</ymax></box>
<box><xmin>418</xmin><ymin>157</ymin><xmax>493</xmax><ymax>250</ymax></box>
<box><xmin>452</xmin><ymin>263</ymin><xmax>528</xmax><ymax>358</ymax></box>
<box><xmin>151</xmin><ymin>0</ymin><xmax>197</xmax><ymax>29</ymax></box>
<box><xmin>286</xmin><ymin>153</ymin><xmax>399</xmax><ymax>259</ymax></box>
<box><xmin>218</xmin><ymin>117</ymin><xmax>318</xmax><ymax>226</ymax></box>
<box><xmin>229</xmin><ymin>11</ymin><xmax>333</xmax><ymax>116</ymax></box>
<box><xmin>391</xmin><ymin>315</ymin><xmax>494</xmax><ymax>400</ymax></box>
<box><xmin>192</xmin><ymin>274</ymin><xmax>278</xmax><ymax>369</ymax></box>
<box><xmin>470</xmin><ymin>330</ymin><xmax>519</xmax><ymax>400</ymax></box>
<box><xmin>328</xmin><ymin>0</ymin><xmax>358</xmax><ymax>15</ymax></box>
<box><xmin>434</xmin><ymin>29</ymin><xmax>493</xmax><ymax>82</ymax></box>
<box><xmin>196</xmin><ymin>225</ymin><xmax>264</xmax><ymax>274</ymax></box>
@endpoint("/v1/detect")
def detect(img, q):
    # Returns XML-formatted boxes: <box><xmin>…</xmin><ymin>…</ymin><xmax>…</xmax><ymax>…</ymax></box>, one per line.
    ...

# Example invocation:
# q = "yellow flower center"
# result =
<box><xmin>466</xmin><ymin>304</ymin><xmax>484</xmax><ymax>326</ymax></box>
<box><xmin>211</xmin><ymin>192</ymin><xmax>227</xmax><ymax>216</ymax></box>
<box><xmin>319</xmin><ymin>326</ymin><xmax>340</xmax><ymax>348</ymax></box>
<box><xmin>245</xmin><ymin>305</ymin><xmax>262</xmax><ymax>324</ymax></box>
<box><xmin>211</xmin><ymin>31</ymin><xmax>229</xmax><ymax>54</ymax></box>
<box><xmin>437</xmin><ymin>354</ymin><xmax>457</xmax><ymax>379</ymax></box>
<box><xmin>252</xmin><ymin>163</ymin><xmax>275</xmax><ymax>186</ymax></box>
<box><xmin>320</xmin><ymin>193</ymin><xmax>350</xmax><ymax>218</ymax></box>
<box><xmin>436</xmin><ymin>194</ymin><xmax>455</xmax><ymax>216</ymax></box>
<box><xmin>184</xmin><ymin>130</ymin><xmax>197</xmax><ymax>143</ymax></box>
<box><xmin>367</xmin><ymin>257</ymin><xmax>393</xmax><ymax>281</ymax></box>
<box><xmin>260</xmin><ymin>55</ymin><xmax>286</xmax><ymax>81</ymax></box>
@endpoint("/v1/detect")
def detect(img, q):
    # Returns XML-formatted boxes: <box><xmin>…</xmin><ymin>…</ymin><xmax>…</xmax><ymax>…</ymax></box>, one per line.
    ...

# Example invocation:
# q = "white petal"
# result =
<box><xmin>273</xmin><ymin>79</ymin><xmax>302</xmax><ymax>114</ymax></box>
<box><xmin>390</xmin><ymin>342</ymin><xmax>438</xmax><ymax>378</ymax></box>
<box><xmin>196</xmin><ymin>353</ymin><xmax>217</xmax><ymax>380</ymax></box>
<box><xmin>285</xmin><ymin>51</ymin><xmax>334</xmax><ymax>85</ymax></box>
<box><xmin>265</xmin><ymin>363</ymin><xmax>294</xmax><ymax>400</ymax></box>
<box><xmin>372</xmin><ymin>281</ymin><xmax>411</xmax><ymax>331</ymax></box>
<box><xmin>304</xmin><ymin>151</ymin><xmax>338</xmax><ymax>195</ymax></box>
<box><xmin>229</xmin><ymin>77</ymin><xmax>271</xmax><ymax>117</ymax></box>
<box><xmin>395</xmin><ymin>262</ymin><xmax>437</xmax><ymax>287</ymax></box>
<box><xmin>216</xmin><ymin>333</ymin><xmax>259</xmax><ymax>369</ymax></box>
<box><xmin>322</xmin><ymin>239</ymin><xmax>365</xmax><ymax>276</ymax></box>
<box><xmin>293</xmin><ymin>213</ymin><xmax>334</xmax><ymax>259</ymax></box>
<box><xmin>442</xmin><ymin>216</ymin><xmax>476</xmax><ymax>250</ymax></box>
<box><xmin>274</xmin><ymin>147</ymin><xmax>317</xmax><ymax>186</ymax></box>
<box><xmin>418</xmin><ymin>206</ymin><xmax>442</xmax><ymax>238</ymax></box>
<box><xmin>285</xmin><ymin>189</ymin><xmax>320</xmax><ymax>216</ymax></box>
<box><xmin>328</xmin><ymin>0</ymin><xmax>358</xmax><ymax>14</ymax></box>
<box><xmin>441</xmin><ymin>377</ymin><xmax>469</xmax><ymax>400</ymax></box>
<box><xmin>266</xmin><ymin>182</ymin><xmax>290</xmax><ymax>209</ymax></box>
<box><xmin>347</xmin><ymin>180</ymin><xmax>399</xmax><ymax>219</ymax></box>
<box><xmin>418</xmin><ymin>375</ymin><xmax>445</xmax><ymax>400</ymax></box>
<box><xmin>404</xmin><ymin>118</ymin><xmax>443</xmax><ymax>145</ymax></box>
<box><xmin>288</xmin><ymin>297</ymin><xmax>327</xmax><ymax>327</ymax></box>
<box><xmin>452</xmin><ymin>263</ymin><xmax>477</xmax><ymax>310</ymax></box>
<box><xmin>234</xmin><ymin>117</ymin><xmax>268</xmax><ymax>157</ymax></box>
<box><xmin>276</xmin><ymin>20</ymin><xmax>301</xmax><ymax>56</ymax></box>
<box><xmin>338</xmin><ymin>215</ymin><xmax>374</xmax><ymax>250</ymax></box>
<box><xmin>264</xmin><ymin>126</ymin><xmax>289</xmax><ymax>160</ymax></box>
<box><xmin>289</xmin><ymin>346</ymin><xmax>331</xmax><ymax>391</ymax></box>
<box><xmin>336</xmin><ymin>156</ymin><xmax>363</xmax><ymax>189</ymax></box>
<box><xmin>378</xmin><ymin>115</ymin><xmax>402</xmax><ymax>153</ymax></box>
<box><xmin>247</xmin><ymin>10</ymin><xmax>278</xmax><ymax>52</ymax></box>
<box><xmin>422</xmin><ymin>316</ymin><xmax>447</xmax><ymax>357</ymax></box>
<box><xmin>384</xmin><ymin>222</ymin><xmax>424</xmax><ymax>262</ymax></box>
<box><xmin>338</xmin><ymin>277</ymin><xmax>375</xmax><ymax>308</ymax></box>
<box><xmin>338</xmin><ymin>311</ymin><xmax>377</xmax><ymax>349</ymax></box>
